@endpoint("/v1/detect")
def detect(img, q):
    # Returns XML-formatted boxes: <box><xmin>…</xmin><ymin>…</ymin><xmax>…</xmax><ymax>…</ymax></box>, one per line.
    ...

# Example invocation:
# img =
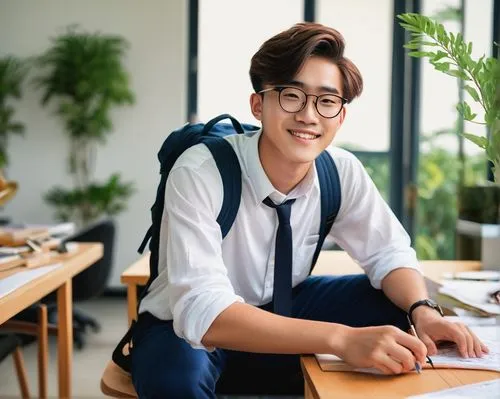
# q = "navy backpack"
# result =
<box><xmin>112</xmin><ymin>114</ymin><xmax>341</xmax><ymax>371</ymax></box>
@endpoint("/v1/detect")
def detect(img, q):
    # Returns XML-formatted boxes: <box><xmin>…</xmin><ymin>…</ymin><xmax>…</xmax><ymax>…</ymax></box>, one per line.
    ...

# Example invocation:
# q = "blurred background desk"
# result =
<box><xmin>0</xmin><ymin>243</ymin><xmax>103</xmax><ymax>398</ymax></box>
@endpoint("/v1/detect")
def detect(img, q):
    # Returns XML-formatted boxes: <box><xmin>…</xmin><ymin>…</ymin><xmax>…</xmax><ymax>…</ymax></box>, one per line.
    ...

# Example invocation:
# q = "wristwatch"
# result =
<box><xmin>408</xmin><ymin>299</ymin><xmax>444</xmax><ymax>324</ymax></box>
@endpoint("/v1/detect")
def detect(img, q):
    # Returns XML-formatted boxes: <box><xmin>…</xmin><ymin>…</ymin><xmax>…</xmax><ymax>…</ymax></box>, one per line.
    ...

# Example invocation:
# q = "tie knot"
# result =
<box><xmin>263</xmin><ymin>197</ymin><xmax>295</xmax><ymax>225</ymax></box>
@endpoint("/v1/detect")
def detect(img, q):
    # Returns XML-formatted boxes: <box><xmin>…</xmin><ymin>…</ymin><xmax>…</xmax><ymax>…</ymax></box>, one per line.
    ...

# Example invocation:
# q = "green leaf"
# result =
<box><xmin>408</xmin><ymin>51</ymin><xmax>433</xmax><ymax>58</ymax></box>
<box><xmin>464</xmin><ymin>85</ymin><xmax>480</xmax><ymax>102</ymax></box>
<box><xmin>443</xmin><ymin>69</ymin><xmax>469</xmax><ymax>80</ymax></box>
<box><xmin>433</xmin><ymin>62</ymin><xmax>451</xmax><ymax>72</ymax></box>
<box><xmin>433</xmin><ymin>50</ymin><xmax>449</xmax><ymax>62</ymax></box>
<box><xmin>461</xmin><ymin>133</ymin><xmax>488</xmax><ymax>149</ymax></box>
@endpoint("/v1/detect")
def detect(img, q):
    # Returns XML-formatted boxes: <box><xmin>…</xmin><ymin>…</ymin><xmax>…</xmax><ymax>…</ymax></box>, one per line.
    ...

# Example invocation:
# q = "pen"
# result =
<box><xmin>408</xmin><ymin>323</ymin><xmax>422</xmax><ymax>374</ymax></box>
<box><xmin>406</xmin><ymin>315</ymin><xmax>434</xmax><ymax>373</ymax></box>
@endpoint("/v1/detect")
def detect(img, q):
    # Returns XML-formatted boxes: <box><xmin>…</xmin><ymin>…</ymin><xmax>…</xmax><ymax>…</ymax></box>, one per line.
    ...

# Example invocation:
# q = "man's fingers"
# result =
<box><xmin>397</xmin><ymin>331</ymin><xmax>427</xmax><ymax>364</ymax></box>
<box><xmin>462</xmin><ymin>325</ymin><xmax>487</xmax><ymax>357</ymax></box>
<box><xmin>459</xmin><ymin>324</ymin><xmax>474</xmax><ymax>357</ymax></box>
<box><xmin>447</xmin><ymin>324</ymin><xmax>468</xmax><ymax>357</ymax></box>
<box><xmin>480</xmin><ymin>341</ymin><xmax>490</xmax><ymax>354</ymax></box>
<box><xmin>375</xmin><ymin>353</ymin><xmax>405</xmax><ymax>375</ymax></box>
<box><xmin>386</xmin><ymin>345</ymin><xmax>418</xmax><ymax>372</ymax></box>
<box><xmin>419</xmin><ymin>334</ymin><xmax>438</xmax><ymax>356</ymax></box>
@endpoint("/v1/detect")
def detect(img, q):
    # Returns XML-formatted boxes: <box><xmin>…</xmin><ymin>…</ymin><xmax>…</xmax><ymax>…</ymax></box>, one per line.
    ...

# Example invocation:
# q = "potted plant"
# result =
<box><xmin>0</xmin><ymin>56</ymin><xmax>28</xmax><ymax>174</ymax></box>
<box><xmin>0</xmin><ymin>56</ymin><xmax>29</xmax><ymax>221</ymax></box>
<box><xmin>398</xmin><ymin>13</ymin><xmax>500</xmax><ymax>268</ymax></box>
<box><xmin>34</xmin><ymin>26</ymin><xmax>135</xmax><ymax>227</ymax></box>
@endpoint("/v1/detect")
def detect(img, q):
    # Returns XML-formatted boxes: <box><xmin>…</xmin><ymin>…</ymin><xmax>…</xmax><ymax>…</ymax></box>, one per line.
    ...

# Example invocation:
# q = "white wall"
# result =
<box><xmin>0</xmin><ymin>0</ymin><xmax>187</xmax><ymax>287</ymax></box>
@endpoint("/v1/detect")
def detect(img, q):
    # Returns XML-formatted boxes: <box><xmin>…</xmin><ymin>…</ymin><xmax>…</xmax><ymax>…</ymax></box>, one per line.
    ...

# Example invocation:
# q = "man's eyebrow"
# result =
<box><xmin>287</xmin><ymin>80</ymin><xmax>341</xmax><ymax>95</ymax></box>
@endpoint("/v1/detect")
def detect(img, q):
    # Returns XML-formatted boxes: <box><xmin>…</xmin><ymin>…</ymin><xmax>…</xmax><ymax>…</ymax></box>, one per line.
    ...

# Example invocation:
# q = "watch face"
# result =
<box><xmin>426</xmin><ymin>299</ymin><xmax>438</xmax><ymax>307</ymax></box>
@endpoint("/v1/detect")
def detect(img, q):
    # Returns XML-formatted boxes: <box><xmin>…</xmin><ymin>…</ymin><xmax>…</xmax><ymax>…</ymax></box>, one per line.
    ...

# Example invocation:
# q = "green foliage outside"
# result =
<box><xmin>353</xmin><ymin>147</ymin><xmax>484</xmax><ymax>260</ymax></box>
<box><xmin>398</xmin><ymin>13</ymin><xmax>500</xmax><ymax>183</ymax></box>
<box><xmin>34</xmin><ymin>26</ymin><xmax>135</xmax><ymax>225</ymax></box>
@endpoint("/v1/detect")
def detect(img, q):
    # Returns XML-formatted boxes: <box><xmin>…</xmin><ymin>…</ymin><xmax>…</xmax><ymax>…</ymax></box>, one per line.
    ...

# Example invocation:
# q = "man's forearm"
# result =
<box><xmin>381</xmin><ymin>267</ymin><xmax>428</xmax><ymax>312</ymax></box>
<box><xmin>201</xmin><ymin>302</ymin><xmax>349</xmax><ymax>355</ymax></box>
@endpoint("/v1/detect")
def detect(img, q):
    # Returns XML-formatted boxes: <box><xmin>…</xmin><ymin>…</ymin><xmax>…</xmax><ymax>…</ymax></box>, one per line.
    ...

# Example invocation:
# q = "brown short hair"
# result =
<box><xmin>249</xmin><ymin>22</ymin><xmax>363</xmax><ymax>103</ymax></box>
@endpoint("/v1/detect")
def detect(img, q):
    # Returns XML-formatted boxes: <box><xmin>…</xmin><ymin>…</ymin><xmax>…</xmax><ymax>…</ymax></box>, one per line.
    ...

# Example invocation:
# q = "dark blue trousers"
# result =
<box><xmin>131</xmin><ymin>274</ymin><xmax>408</xmax><ymax>398</ymax></box>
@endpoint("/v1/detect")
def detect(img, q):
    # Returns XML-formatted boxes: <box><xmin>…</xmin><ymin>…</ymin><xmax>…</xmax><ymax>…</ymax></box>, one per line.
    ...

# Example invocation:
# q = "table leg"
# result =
<box><xmin>305</xmin><ymin>379</ymin><xmax>314</xmax><ymax>398</ymax></box>
<box><xmin>127</xmin><ymin>284</ymin><xmax>138</xmax><ymax>326</ymax></box>
<box><xmin>38</xmin><ymin>304</ymin><xmax>48</xmax><ymax>399</ymax></box>
<box><xmin>57</xmin><ymin>281</ymin><xmax>73</xmax><ymax>398</ymax></box>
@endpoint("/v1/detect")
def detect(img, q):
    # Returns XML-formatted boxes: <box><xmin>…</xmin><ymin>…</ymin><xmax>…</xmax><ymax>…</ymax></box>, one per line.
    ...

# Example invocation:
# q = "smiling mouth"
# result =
<box><xmin>288</xmin><ymin>130</ymin><xmax>321</xmax><ymax>140</ymax></box>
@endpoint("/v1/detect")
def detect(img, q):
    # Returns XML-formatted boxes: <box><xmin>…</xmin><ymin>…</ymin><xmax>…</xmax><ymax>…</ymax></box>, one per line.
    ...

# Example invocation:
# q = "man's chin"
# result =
<box><xmin>288</xmin><ymin>150</ymin><xmax>320</xmax><ymax>165</ymax></box>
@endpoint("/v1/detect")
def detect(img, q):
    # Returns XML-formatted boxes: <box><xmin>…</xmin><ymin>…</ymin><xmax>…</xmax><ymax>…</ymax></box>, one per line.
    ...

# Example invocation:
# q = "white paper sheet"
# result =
<box><xmin>428</xmin><ymin>326</ymin><xmax>500</xmax><ymax>372</ymax></box>
<box><xmin>444</xmin><ymin>314</ymin><xmax>499</xmax><ymax>326</ymax></box>
<box><xmin>0</xmin><ymin>263</ymin><xmax>62</xmax><ymax>300</ymax></box>
<box><xmin>407</xmin><ymin>378</ymin><xmax>500</xmax><ymax>398</ymax></box>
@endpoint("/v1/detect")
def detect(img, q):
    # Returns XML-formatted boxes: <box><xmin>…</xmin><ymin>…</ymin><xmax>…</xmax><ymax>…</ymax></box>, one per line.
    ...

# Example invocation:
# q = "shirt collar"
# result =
<box><xmin>243</xmin><ymin>130</ymin><xmax>317</xmax><ymax>206</ymax></box>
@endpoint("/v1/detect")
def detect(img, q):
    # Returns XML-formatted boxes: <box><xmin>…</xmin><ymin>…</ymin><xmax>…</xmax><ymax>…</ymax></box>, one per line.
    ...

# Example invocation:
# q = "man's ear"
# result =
<box><xmin>337</xmin><ymin>106</ymin><xmax>347</xmax><ymax>126</ymax></box>
<box><xmin>250</xmin><ymin>93</ymin><xmax>263</xmax><ymax>121</ymax></box>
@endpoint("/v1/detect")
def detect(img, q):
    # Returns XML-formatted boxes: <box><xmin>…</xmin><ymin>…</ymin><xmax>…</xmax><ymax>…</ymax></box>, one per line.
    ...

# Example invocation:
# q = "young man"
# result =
<box><xmin>131</xmin><ymin>23</ymin><xmax>487</xmax><ymax>398</ymax></box>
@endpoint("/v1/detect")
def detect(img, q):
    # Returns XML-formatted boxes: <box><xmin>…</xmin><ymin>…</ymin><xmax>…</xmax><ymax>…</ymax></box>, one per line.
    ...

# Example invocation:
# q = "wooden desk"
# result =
<box><xmin>0</xmin><ymin>243</ymin><xmax>103</xmax><ymax>398</ymax></box>
<box><xmin>120</xmin><ymin>251</ymin><xmax>482</xmax><ymax>325</ymax></box>
<box><xmin>120</xmin><ymin>253</ymin><xmax>150</xmax><ymax>325</ymax></box>
<box><xmin>301</xmin><ymin>355</ymin><xmax>499</xmax><ymax>398</ymax></box>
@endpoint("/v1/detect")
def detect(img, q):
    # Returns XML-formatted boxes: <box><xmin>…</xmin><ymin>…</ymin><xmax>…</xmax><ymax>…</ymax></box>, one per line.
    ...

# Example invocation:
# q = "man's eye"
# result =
<box><xmin>321</xmin><ymin>97</ymin><xmax>340</xmax><ymax>105</ymax></box>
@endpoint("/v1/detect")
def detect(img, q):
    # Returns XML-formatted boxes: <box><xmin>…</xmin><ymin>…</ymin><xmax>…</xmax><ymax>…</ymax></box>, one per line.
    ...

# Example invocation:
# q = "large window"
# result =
<box><xmin>197</xmin><ymin>0</ymin><xmax>303</xmax><ymax>123</ymax></box>
<box><xmin>317</xmin><ymin>0</ymin><xmax>393</xmax><ymax>198</ymax></box>
<box><xmin>317</xmin><ymin>0</ymin><xmax>393</xmax><ymax>152</ymax></box>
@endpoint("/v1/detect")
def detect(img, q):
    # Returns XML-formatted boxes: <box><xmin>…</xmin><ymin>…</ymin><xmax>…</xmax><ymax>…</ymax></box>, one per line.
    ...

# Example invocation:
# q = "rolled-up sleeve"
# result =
<box><xmin>329</xmin><ymin>151</ymin><xmax>421</xmax><ymax>289</ymax></box>
<box><xmin>164</xmin><ymin>164</ymin><xmax>244</xmax><ymax>350</ymax></box>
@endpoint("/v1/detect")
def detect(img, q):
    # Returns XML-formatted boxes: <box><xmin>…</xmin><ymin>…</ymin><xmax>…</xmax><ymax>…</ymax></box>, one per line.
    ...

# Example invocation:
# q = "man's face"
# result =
<box><xmin>251</xmin><ymin>56</ymin><xmax>346</xmax><ymax>168</ymax></box>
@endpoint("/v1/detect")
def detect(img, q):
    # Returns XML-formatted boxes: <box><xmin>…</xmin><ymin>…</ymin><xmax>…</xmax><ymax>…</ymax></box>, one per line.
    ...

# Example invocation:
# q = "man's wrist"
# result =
<box><xmin>408</xmin><ymin>298</ymin><xmax>444</xmax><ymax>325</ymax></box>
<box><xmin>328</xmin><ymin>324</ymin><xmax>352</xmax><ymax>358</ymax></box>
<box><xmin>411</xmin><ymin>305</ymin><xmax>442</xmax><ymax>324</ymax></box>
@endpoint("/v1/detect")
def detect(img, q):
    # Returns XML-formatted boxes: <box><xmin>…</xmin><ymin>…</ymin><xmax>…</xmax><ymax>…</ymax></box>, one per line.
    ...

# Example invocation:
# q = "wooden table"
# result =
<box><xmin>121</xmin><ymin>253</ymin><xmax>150</xmax><ymax>325</ymax></box>
<box><xmin>0</xmin><ymin>243</ymin><xmax>103</xmax><ymax>398</ymax></box>
<box><xmin>301</xmin><ymin>355</ymin><xmax>499</xmax><ymax>398</ymax></box>
<box><xmin>120</xmin><ymin>251</ymin><xmax>482</xmax><ymax>325</ymax></box>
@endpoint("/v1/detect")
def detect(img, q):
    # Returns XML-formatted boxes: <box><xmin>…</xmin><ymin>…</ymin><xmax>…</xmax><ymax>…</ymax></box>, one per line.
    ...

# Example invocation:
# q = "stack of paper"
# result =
<box><xmin>437</xmin><ymin>280</ymin><xmax>500</xmax><ymax>316</ymax></box>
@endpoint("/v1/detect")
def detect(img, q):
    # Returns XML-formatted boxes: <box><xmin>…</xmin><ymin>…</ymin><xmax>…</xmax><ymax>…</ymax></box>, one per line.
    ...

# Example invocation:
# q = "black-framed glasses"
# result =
<box><xmin>258</xmin><ymin>86</ymin><xmax>347</xmax><ymax>119</ymax></box>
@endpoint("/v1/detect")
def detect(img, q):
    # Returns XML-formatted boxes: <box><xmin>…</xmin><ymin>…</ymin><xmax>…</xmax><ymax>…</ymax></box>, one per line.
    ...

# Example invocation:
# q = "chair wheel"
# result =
<box><xmin>74</xmin><ymin>334</ymin><xmax>84</xmax><ymax>350</ymax></box>
<box><xmin>88</xmin><ymin>319</ymin><xmax>101</xmax><ymax>333</ymax></box>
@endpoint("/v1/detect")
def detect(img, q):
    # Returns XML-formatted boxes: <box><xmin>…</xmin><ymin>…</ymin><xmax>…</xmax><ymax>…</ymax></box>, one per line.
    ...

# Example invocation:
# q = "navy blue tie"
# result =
<box><xmin>263</xmin><ymin>197</ymin><xmax>296</xmax><ymax>317</ymax></box>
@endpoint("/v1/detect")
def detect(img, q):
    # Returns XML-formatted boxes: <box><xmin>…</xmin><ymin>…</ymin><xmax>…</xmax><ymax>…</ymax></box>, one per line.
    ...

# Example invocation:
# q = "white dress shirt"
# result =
<box><xmin>139</xmin><ymin>130</ymin><xmax>420</xmax><ymax>349</ymax></box>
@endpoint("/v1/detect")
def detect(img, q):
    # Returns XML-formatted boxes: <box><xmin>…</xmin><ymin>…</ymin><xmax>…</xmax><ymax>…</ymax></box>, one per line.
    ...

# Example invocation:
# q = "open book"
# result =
<box><xmin>315</xmin><ymin>325</ymin><xmax>500</xmax><ymax>374</ymax></box>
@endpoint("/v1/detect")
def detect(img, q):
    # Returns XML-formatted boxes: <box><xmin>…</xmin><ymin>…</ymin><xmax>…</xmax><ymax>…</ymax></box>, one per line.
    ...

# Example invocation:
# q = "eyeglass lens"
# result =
<box><xmin>278</xmin><ymin>87</ymin><xmax>343</xmax><ymax>118</ymax></box>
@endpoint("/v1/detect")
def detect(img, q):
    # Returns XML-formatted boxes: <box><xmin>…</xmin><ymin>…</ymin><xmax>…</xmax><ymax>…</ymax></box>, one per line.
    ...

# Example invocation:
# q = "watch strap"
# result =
<box><xmin>408</xmin><ymin>299</ymin><xmax>444</xmax><ymax>325</ymax></box>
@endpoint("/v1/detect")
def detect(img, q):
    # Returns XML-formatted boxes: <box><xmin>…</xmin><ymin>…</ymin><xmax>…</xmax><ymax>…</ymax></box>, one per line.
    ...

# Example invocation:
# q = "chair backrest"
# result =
<box><xmin>0</xmin><ymin>333</ymin><xmax>21</xmax><ymax>362</ymax></box>
<box><xmin>65</xmin><ymin>218</ymin><xmax>116</xmax><ymax>300</ymax></box>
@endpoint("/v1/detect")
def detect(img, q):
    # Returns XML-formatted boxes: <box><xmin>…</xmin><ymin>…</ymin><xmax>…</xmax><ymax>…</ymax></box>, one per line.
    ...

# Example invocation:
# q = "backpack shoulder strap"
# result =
<box><xmin>310</xmin><ymin>150</ymin><xmax>341</xmax><ymax>273</ymax></box>
<box><xmin>202</xmin><ymin>136</ymin><xmax>242</xmax><ymax>237</ymax></box>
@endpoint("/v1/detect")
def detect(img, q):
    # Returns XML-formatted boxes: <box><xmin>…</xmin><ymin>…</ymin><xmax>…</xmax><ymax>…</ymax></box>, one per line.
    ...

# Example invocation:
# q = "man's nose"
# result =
<box><xmin>295</xmin><ymin>96</ymin><xmax>319</xmax><ymax>123</ymax></box>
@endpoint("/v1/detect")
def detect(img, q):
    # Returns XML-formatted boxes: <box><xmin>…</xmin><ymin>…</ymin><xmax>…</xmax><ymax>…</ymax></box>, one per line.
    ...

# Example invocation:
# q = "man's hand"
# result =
<box><xmin>337</xmin><ymin>325</ymin><xmax>427</xmax><ymax>375</ymax></box>
<box><xmin>412</xmin><ymin>307</ymin><xmax>489</xmax><ymax>358</ymax></box>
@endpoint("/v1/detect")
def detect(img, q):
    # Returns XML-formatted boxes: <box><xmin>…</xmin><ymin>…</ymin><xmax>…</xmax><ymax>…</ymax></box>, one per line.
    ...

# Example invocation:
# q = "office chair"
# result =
<box><xmin>45</xmin><ymin>218</ymin><xmax>116</xmax><ymax>349</ymax></box>
<box><xmin>0</xmin><ymin>333</ymin><xmax>30</xmax><ymax>397</ymax></box>
<box><xmin>1</xmin><ymin>304</ymin><xmax>50</xmax><ymax>398</ymax></box>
